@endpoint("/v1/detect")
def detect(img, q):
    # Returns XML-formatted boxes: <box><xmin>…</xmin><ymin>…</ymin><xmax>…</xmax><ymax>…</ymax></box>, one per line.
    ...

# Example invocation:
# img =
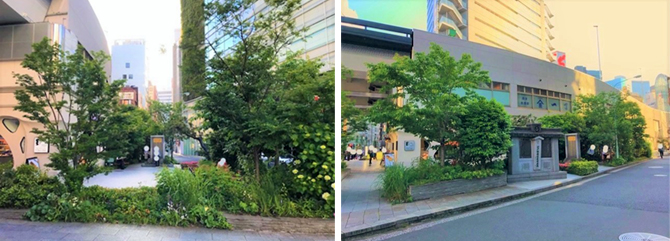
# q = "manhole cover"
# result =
<box><xmin>619</xmin><ymin>233</ymin><xmax>670</xmax><ymax>241</ymax></box>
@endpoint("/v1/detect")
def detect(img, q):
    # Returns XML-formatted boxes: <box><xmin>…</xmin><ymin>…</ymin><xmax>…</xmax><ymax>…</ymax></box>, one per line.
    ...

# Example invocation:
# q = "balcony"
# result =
<box><xmin>544</xmin><ymin>3</ymin><xmax>554</xmax><ymax>18</ymax></box>
<box><xmin>439</xmin><ymin>0</ymin><xmax>467</xmax><ymax>28</ymax></box>
<box><xmin>452</xmin><ymin>0</ymin><xmax>467</xmax><ymax>12</ymax></box>
<box><xmin>546</xmin><ymin>29</ymin><xmax>554</xmax><ymax>40</ymax></box>
<box><xmin>438</xmin><ymin>16</ymin><xmax>463</xmax><ymax>39</ymax></box>
<box><xmin>546</xmin><ymin>51</ymin><xmax>555</xmax><ymax>62</ymax></box>
<box><xmin>545</xmin><ymin>16</ymin><xmax>554</xmax><ymax>28</ymax></box>
<box><xmin>546</xmin><ymin>39</ymin><xmax>555</xmax><ymax>51</ymax></box>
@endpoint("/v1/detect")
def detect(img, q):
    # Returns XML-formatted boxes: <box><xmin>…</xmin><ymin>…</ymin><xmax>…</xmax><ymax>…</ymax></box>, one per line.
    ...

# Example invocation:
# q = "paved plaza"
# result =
<box><xmin>0</xmin><ymin>218</ymin><xmax>333</xmax><ymax>241</ymax></box>
<box><xmin>341</xmin><ymin>159</ymin><xmax>615</xmax><ymax>235</ymax></box>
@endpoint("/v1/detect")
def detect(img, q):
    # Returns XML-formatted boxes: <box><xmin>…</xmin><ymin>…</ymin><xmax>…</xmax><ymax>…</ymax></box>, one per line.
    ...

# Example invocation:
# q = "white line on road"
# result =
<box><xmin>654</xmin><ymin>174</ymin><xmax>668</xmax><ymax>177</ymax></box>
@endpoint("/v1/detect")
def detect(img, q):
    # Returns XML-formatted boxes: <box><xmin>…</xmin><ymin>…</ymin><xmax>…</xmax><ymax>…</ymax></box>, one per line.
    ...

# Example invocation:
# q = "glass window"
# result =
<box><xmin>493</xmin><ymin>91</ymin><xmax>510</xmax><ymax>106</ymax></box>
<box><xmin>541</xmin><ymin>139</ymin><xmax>552</xmax><ymax>157</ymax></box>
<box><xmin>122</xmin><ymin>74</ymin><xmax>127</xmax><ymax>79</ymax></box>
<box><xmin>566</xmin><ymin>94</ymin><xmax>571</xmax><ymax>100</ymax></box>
<box><xmin>525</xmin><ymin>87</ymin><xmax>533</xmax><ymax>93</ymax></box>
<box><xmin>125</xmin><ymin>63</ymin><xmax>130</xmax><ymax>68</ymax></box>
<box><xmin>452</xmin><ymin>88</ymin><xmax>466</xmax><ymax>97</ymax></box>
<box><xmin>520</xmin><ymin>139</ymin><xmax>531</xmax><ymax>158</ymax></box>
<box><xmin>562</xmin><ymin>100</ymin><xmax>571</xmax><ymax>112</ymax></box>
<box><xmin>540</xmin><ymin>89</ymin><xmax>547</xmax><ymax>96</ymax></box>
<box><xmin>533</xmin><ymin>88</ymin><xmax>540</xmax><ymax>95</ymax></box>
<box><xmin>129</xmin><ymin>74</ymin><xmax>133</xmax><ymax>80</ymax></box>
<box><xmin>502</xmin><ymin>83</ymin><xmax>510</xmax><ymax>91</ymax></box>
<box><xmin>533</xmin><ymin>96</ymin><xmax>547</xmax><ymax>109</ymax></box>
<box><xmin>517</xmin><ymin>85</ymin><xmax>524</xmax><ymax>92</ymax></box>
<box><xmin>561</xmin><ymin>93</ymin><xmax>567</xmax><ymax>99</ymax></box>
<box><xmin>493</xmin><ymin>82</ymin><xmax>503</xmax><ymax>90</ymax></box>
<box><xmin>2</xmin><ymin>118</ymin><xmax>19</xmax><ymax>133</ymax></box>
<box><xmin>479</xmin><ymin>82</ymin><xmax>491</xmax><ymax>89</ymax></box>
<box><xmin>548</xmin><ymin>98</ymin><xmax>560</xmax><ymax>111</ymax></box>
<box><xmin>548</xmin><ymin>91</ymin><xmax>554</xmax><ymax>96</ymax></box>
<box><xmin>518</xmin><ymin>94</ymin><xmax>532</xmax><ymax>108</ymax></box>
<box><xmin>474</xmin><ymin>89</ymin><xmax>492</xmax><ymax>100</ymax></box>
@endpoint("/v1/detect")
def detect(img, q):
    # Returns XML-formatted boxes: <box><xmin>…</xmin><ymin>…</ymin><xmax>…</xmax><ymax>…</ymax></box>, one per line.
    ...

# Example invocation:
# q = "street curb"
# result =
<box><xmin>341</xmin><ymin>159</ymin><xmax>651</xmax><ymax>240</ymax></box>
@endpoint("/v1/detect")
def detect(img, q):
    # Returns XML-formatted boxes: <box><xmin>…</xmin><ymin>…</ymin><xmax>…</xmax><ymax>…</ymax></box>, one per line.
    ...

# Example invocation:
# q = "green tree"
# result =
<box><xmin>197</xmin><ymin>0</ymin><xmax>305</xmax><ymax>180</ymax></box>
<box><xmin>180</xmin><ymin>0</ymin><xmax>206</xmax><ymax>101</ymax></box>
<box><xmin>574</xmin><ymin>92</ymin><xmax>647</xmax><ymax>160</ymax></box>
<box><xmin>106</xmin><ymin>105</ymin><xmax>161</xmax><ymax>163</ymax></box>
<box><xmin>456</xmin><ymin>97</ymin><xmax>512</xmax><ymax>169</ymax></box>
<box><xmin>13</xmin><ymin>39</ymin><xmax>124</xmax><ymax>191</ymax></box>
<box><xmin>366</xmin><ymin>43</ymin><xmax>491</xmax><ymax>165</ymax></box>
<box><xmin>511</xmin><ymin>114</ymin><xmax>537</xmax><ymax>127</ymax></box>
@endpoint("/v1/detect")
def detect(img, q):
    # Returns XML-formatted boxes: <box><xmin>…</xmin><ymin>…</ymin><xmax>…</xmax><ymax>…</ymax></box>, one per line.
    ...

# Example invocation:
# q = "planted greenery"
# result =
<box><xmin>0</xmin><ymin>165</ymin><xmax>65</xmax><ymax>208</ymax></box>
<box><xmin>566</xmin><ymin>160</ymin><xmax>599</xmax><ymax>176</ymax></box>
<box><xmin>379</xmin><ymin>159</ymin><xmax>505</xmax><ymax>203</ymax></box>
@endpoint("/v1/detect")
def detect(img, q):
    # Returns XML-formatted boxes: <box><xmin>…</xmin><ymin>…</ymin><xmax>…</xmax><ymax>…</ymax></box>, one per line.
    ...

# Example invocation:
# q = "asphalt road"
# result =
<box><xmin>378</xmin><ymin>159</ymin><xmax>670</xmax><ymax>241</ymax></box>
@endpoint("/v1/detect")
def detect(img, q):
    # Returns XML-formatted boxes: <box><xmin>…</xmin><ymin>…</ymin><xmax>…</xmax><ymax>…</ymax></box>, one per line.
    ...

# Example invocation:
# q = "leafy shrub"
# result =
<box><xmin>379</xmin><ymin>159</ymin><xmax>506</xmax><ymax>203</ymax></box>
<box><xmin>156</xmin><ymin>168</ymin><xmax>202</xmax><ymax>211</ymax></box>
<box><xmin>341</xmin><ymin>161</ymin><xmax>347</xmax><ymax>170</ymax></box>
<box><xmin>289</xmin><ymin>123</ymin><xmax>334</xmax><ymax>213</ymax></box>
<box><xmin>25</xmin><ymin>193</ymin><xmax>105</xmax><ymax>223</ymax></box>
<box><xmin>77</xmin><ymin>186</ymin><xmax>161</xmax><ymax>225</ymax></box>
<box><xmin>0</xmin><ymin>165</ymin><xmax>65</xmax><ymax>208</ymax></box>
<box><xmin>378</xmin><ymin>165</ymin><xmax>411</xmax><ymax>203</ymax></box>
<box><xmin>195</xmin><ymin>165</ymin><xmax>251</xmax><ymax>213</ymax></box>
<box><xmin>189</xmin><ymin>205</ymin><xmax>232</xmax><ymax>229</ymax></box>
<box><xmin>567</xmin><ymin>160</ymin><xmax>599</xmax><ymax>176</ymax></box>
<box><xmin>606</xmin><ymin>157</ymin><xmax>627</xmax><ymax>167</ymax></box>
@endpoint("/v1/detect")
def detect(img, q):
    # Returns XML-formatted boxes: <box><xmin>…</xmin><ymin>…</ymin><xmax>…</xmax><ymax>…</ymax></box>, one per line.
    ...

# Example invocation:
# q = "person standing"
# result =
<box><xmin>658</xmin><ymin>143</ymin><xmax>664</xmax><ymax>159</ymax></box>
<box><xmin>376</xmin><ymin>149</ymin><xmax>384</xmax><ymax>166</ymax></box>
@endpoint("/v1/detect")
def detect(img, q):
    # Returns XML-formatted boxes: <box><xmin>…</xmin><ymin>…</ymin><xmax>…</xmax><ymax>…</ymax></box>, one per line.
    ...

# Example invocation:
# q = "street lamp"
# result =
<box><xmin>609</xmin><ymin>74</ymin><xmax>642</xmax><ymax>159</ymax></box>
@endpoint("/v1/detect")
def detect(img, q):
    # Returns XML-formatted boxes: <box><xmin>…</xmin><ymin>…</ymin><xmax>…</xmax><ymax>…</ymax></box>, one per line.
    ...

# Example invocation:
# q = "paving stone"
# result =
<box><xmin>61</xmin><ymin>233</ymin><xmax>100</xmax><ymax>241</ymax></box>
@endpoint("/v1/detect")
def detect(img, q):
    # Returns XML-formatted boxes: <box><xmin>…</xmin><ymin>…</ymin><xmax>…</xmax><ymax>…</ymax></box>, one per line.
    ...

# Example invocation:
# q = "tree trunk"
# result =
<box><xmin>195</xmin><ymin>137</ymin><xmax>209</xmax><ymax>157</ymax></box>
<box><xmin>439</xmin><ymin>140</ymin><xmax>446</xmax><ymax>166</ymax></box>
<box><xmin>253</xmin><ymin>148</ymin><xmax>260</xmax><ymax>181</ymax></box>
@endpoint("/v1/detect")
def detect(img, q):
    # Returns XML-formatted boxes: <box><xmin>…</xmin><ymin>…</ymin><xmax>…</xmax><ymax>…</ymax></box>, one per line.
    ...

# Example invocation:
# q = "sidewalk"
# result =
<box><xmin>341</xmin><ymin>160</ymin><xmax>643</xmax><ymax>238</ymax></box>
<box><xmin>84</xmin><ymin>164</ymin><xmax>161</xmax><ymax>188</ymax></box>
<box><xmin>0</xmin><ymin>218</ymin><xmax>332</xmax><ymax>241</ymax></box>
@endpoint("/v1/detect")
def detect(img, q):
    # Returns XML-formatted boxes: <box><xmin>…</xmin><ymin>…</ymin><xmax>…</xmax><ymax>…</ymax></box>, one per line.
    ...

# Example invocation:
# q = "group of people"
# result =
<box><xmin>343</xmin><ymin>145</ymin><xmax>387</xmax><ymax>167</ymax></box>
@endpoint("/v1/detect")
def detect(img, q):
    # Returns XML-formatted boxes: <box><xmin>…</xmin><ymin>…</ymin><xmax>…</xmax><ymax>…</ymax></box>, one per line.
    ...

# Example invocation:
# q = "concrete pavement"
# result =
<box><xmin>84</xmin><ymin>164</ymin><xmax>162</xmax><ymax>188</ymax></box>
<box><xmin>362</xmin><ymin>158</ymin><xmax>669</xmax><ymax>241</ymax></box>
<box><xmin>0</xmin><ymin>218</ymin><xmax>333</xmax><ymax>241</ymax></box>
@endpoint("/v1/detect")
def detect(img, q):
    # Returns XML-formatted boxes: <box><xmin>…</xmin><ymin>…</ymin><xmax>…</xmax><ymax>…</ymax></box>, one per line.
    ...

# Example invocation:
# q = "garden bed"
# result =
<box><xmin>409</xmin><ymin>173</ymin><xmax>507</xmax><ymax>201</ymax></box>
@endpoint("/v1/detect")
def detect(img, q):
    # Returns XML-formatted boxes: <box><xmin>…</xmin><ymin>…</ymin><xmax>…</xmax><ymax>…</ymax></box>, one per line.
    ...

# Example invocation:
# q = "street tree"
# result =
<box><xmin>456</xmin><ymin>97</ymin><xmax>512</xmax><ymax>169</ymax></box>
<box><xmin>13</xmin><ymin>39</ymin><xmax>125</xmax><ymax>191</ymax></box>
<box><xmin>197</xmin><ymin>0</ymin><xmax>306</xmax><ymax>180</ymax></box>
<box><xmin>366</xmin><ymin>43</ymin><xmax>491</xmax><ymax>165</ymax></box>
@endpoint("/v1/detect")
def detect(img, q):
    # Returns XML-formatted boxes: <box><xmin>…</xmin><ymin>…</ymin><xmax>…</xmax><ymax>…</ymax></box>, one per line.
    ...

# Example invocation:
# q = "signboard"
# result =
<box><xmin>34</xmin><ymin>138</ymin><xmax>49</xmax><ymax>153</ymax></box>
<box><xmin>26</xmin><ymin>157</ymin><xmax>39</xmax><ymax>168</ymax></box>
<box><xmin>384</xmin><ymin>153</ymin><xmax>394</xmax><ymax>167</ymax></box>
<box><xmin>518</xmin><ymin>94</ymin><xmax>531</xmax><ymax>108</ymax></box>
<box><xmin>533</xmin><ymin>136</ymin><xmax>544</xmax><ymax>170</ymax></box>
<box><xmin>552</xmin><ymin>51</ymin><xmax>566</xmax><ymax>67</ymax></box>
<box><xmin>150</xmin><ymin>135</ymin><xmax>165</xmax><ymax>165</ymax></box>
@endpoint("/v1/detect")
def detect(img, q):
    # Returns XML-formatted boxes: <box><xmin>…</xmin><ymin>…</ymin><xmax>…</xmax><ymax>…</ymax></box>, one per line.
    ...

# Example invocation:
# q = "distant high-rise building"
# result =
<box><xmin>147</xmin><ymin>81</ymin><xmax>158</xmax><ymax>103</ymax></box>
<box><xmin>112</xmin><ymin>39</ymin><xmax>147</xmax><ymax>107</ymax></box>
<box><xmin>158</xmin><ymin>90</ymin><xmax>173</xmax><ymax>104</ymax></box>
<box><xmin>172</xmin><ymin>29</ymin><xmax>182</xmax><ymax>103</ymax></box>
<box><xmin>575</xmin><ymin>66</ymin><xmax>602</xmax><ymax>80</ymax></box>
<box><xmin>605</xmin><ymin>76</ymin><xmax>627</xmax><ymax>90</ymax></box>
<box><xmin>631</xmin><ymin>80</ymin><xmax>651</xmax><ymax>100</ymax></box>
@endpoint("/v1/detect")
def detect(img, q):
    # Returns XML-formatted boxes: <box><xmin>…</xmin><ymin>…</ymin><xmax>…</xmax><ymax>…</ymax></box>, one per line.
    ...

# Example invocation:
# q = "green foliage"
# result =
<box><xmin>180</xmin><ymin>0</ymin><xmax>206</xmax><ymax>100</ymax></box>
<box><xmin>574</xmin><ymin>92</ymin><xmax>648</xmax><ymax>161</ymax></box>
<box><xmin>539</xmin><ymin>112</ymin><xmax>587</xmax><ymax>160</ymax></box>
<box><xmin>156</xmin><ymin>168</ymin><xmax>202</xmax><ymax>211</ymax></box>
<box><xmin>456</xmin><ymin>97</ymin><xmax>512</xmax><ymax>169</ymax></box>
<box><xmin>189</xmin><ymin>205</ymin><xmax>232</xmax><ymax>229</ymax></box>
<box><xmin>379</xmin><ymin>159</ymin><xmax>505</xmax><ymax>203</ymax></box>
<box><xmin>341</xmin><ymin>161</ymin><xmax>348</xmax><ymax>170</ymax></box>
<box><xmin>511</xmin><ymin>114</ymin><xmax>537</xmax><ymax>127</ymax></box>
<box><xmin>25</xmin><ymin>193</ymin><xmax>104</xmax><ymax>222</ymax></box>
<box><xmin>13</xmin><ymin>39</ymin><xmax>125</xmax><ymax>192</ymax></box>
<box><xmin>106</xmin><ymin>105</ymin><xmax>160</xmax><ymax>163</ymax></box>
<box><xmin>606</xmin><ymin>157</ymin><xmax>628</xmax><ymax>167</ymax></box>
<box><xmin>566</xmin><ymin>160</ymin><xmax>599</xmax><ymax>176</ymax></box>
<box><xmin>366</xmin><ymin>43</ymin><xmax>491</xmax><ymax>164</ymax></box>
<box><xmin>0</xmin><ymin>165</ymin><xmax>65</xmax><ymax>208</ymax></box>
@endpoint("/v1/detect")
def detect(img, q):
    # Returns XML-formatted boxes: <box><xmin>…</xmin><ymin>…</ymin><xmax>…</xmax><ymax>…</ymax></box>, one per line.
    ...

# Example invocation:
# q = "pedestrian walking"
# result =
<box><xmin>658</xmin><ymin>143</ymin><xmax>664</xmax><ymax>159</ymax></box>
<box><xmin>376</xmin><ymin>150</ymin><xmax>384</xmax><ymax>166</ymax></box>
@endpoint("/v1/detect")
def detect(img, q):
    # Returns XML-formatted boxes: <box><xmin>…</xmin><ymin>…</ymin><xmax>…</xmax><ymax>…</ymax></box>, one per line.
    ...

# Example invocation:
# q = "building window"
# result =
<box><xmin>125</xmin><ymin>63</ymin><xmax>130</xmax><ymax>68</ymax></box>
<box><xmin>2</xmin><ymin>118</ymin><xmax>19</xmax><ymax>133</ymax></box>
<box><xmin>123</xmin><ymin>74</ymin><xmax>127</xmax><ymax>79</ymax></box>
<box><xmin>129</xmin><ymin>74</ymin><xmax>133</xmax><ymax>79</ymax></box>
<box><xmin>518</xmin><ymin>85</ymin><xmax>571</xmax><ymax>111</ymax></box>
<box><xmin>477</xmin><ymin>81</ymin><xmax>511</xmax><ymax>106</ymax></box>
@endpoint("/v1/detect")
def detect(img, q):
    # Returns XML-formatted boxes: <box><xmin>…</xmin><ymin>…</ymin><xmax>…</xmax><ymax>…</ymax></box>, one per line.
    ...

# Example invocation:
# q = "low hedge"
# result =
<box><xmin>566</xmin><ymin>160</ymin><xmax>598</xmax><ymax>176</ymax></box>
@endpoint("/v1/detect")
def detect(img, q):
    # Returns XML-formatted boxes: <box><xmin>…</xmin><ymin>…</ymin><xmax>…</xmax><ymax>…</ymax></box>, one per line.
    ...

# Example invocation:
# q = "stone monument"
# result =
<box><xmin>507</xmin><ymin>123</ymin><xmax>567</xmax><ymax>183</ymax></box>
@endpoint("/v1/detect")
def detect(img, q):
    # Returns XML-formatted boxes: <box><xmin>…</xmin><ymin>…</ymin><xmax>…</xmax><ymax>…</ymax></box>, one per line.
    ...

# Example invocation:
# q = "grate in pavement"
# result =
<box><xmin>619</xmin><ymin>233</ymin><xmax>670</xmax><ymax>241</ymax></box>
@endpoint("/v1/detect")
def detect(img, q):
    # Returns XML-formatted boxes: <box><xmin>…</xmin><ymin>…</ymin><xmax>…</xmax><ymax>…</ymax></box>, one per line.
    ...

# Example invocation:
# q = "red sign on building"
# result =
<box><xmin>553</xmin><ymin>51</ymin><xmax>566</xmax><ymax>67</ymax></box>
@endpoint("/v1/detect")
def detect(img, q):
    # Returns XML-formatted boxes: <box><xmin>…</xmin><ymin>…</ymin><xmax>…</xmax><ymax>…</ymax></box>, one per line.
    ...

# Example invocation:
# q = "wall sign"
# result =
<box><xmin>34</xmin><ymin>138</ymin><xmax>49</xmax><ymax>153</ymax></box>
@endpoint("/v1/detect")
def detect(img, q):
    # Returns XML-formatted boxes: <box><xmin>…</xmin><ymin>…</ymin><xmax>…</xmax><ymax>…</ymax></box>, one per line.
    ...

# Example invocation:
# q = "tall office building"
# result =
<box><xmin>112</xmin><ymin>39</ymin><xmax>146</xmax><ymax>107</ymax></box>
<box><xmin>172</xmin><ymin>29</ymin><xmax>182</xmax><ymax>103</ymax></box>
<box><xmin>158</xmin><ymin>90</ymin><xmax>173</xmax><ymax>104</ymax></box>
<box><xmin>205</xmin><ymin>0</ymin><xmax>335</xmax><ymax>71</ymax></box>
<box><xmin>631</xmin><ymin>80</ymin><xmax>651</xmax><ymax>100</ymax></box>
<box><xmin>344</xmin><ymin>0</ymin><xmax>555</xmax><ymax>62</ymax></box>
<box><xmin>427</xmin><ymin>0</ymin><xmax>555</xmax><ymax>62</ymax></box>
<box><xmin>0</xmin><ymin>0</ymin><xmax>108</xmax><ymax>169</ymax></box>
